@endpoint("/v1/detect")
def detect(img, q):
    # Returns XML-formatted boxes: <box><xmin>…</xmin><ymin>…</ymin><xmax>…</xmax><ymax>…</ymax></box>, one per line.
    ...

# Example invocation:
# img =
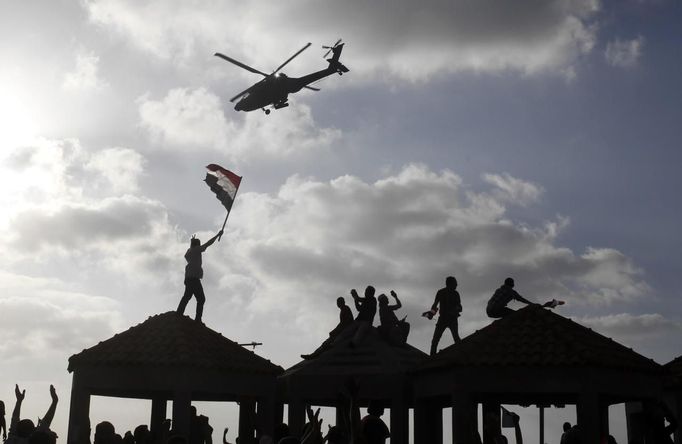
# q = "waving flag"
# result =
<box><xmin>204</xmin><ymin>164</ymin><xmax>242</xmax><ymax>211</ymax></box>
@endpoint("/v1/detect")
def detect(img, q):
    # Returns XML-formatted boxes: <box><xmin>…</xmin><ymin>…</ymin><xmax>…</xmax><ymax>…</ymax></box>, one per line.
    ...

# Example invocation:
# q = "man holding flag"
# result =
<box><xmin>176</xmin><ymin>164</ymin><xmax>242</xmax><ymax>322</ymax></box>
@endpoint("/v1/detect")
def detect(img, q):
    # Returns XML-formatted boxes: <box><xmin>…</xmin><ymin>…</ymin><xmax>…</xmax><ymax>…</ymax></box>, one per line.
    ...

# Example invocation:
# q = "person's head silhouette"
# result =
<box><xmin>336</xmin><ymin>297</ymin><xmax>346</xmax><ymax>308</ymax></box>
<box><xmin>378</xmin><ymin>294</ymin><xmax>388</xmax><ymax>306</ymax></box>
<box><xmin>365</xmin><ymin>286</ymin><xmax>375</xmax><ymax>298</ymax></box>
<box><xmin>190</xmin><ymin>236</ymin><xmax>200</xmax><ymax>247</ymax></box>
<box><xmin>504</xmin><ymin>277</ymin><xmax>514</xmax><ymax>287</ymax></box>
<box><xmin>446</xmin><ymin>276</ymin><xmax>457</xmax><ymax>288</ymax></box>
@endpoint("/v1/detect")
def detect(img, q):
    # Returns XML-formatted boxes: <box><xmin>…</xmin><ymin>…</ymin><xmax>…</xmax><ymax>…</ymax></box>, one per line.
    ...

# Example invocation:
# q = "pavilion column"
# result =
<box><xmin>150</xmin><ymin>398</ymin><xmax>167</xmax><ymax>436</ymax></box>
<box><xmin>414</xmin><ymin>399</ymin><xmax>442</xmax><ymax>444</ymax></box>
<box><xmin>172</xmin><ymin>391</ymin><xmax>192</xmax><ymax>439</ymax></box>
<box><xmin>452</xmin><ymin>393</ymin><xmax>477</xmax><ymax>444</ymax></box>
<box><xmin>288</xmin><ymin>397</ymin><xmax>306</xmax><ymax>438</ymax></box>
<box><xmin>390</xmin><ymin>394</ymin><xmax>409</xmax><ymax>444</ymax></box>
<box><xmin>625</xmin><ymin>402</ymin><xmax>644</xmax><ymax>444</ymax></box>
<box><xmin>67</xmin><ymin>373</ymin><xmax>91</xmax><ymax>444</ymax></box>
<box><xmin>239</xmin><ymin>398</ymin><xmax>257</xmax><ymax>443</ymax></box>
<box><xmin>256</xmin><ymin>396</ymin><xmax>277</xmax><ymax>438</ymax></box>
<box><xmin>482</xmin><ymin>402</ymin><xmax>501</xmax><ymax>444</ymax></box>
<box><xmin>577</xmin><ymin>393</ymin><xmax>605</xmax><ymax>444</ymax></box>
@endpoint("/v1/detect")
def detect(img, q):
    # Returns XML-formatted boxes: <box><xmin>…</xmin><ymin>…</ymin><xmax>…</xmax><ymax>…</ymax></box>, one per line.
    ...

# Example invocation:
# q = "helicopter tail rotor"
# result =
<box><xmin>322</xmin><ymin>38</ymin><xmax>343</xmax><ymax>58</ymax></box>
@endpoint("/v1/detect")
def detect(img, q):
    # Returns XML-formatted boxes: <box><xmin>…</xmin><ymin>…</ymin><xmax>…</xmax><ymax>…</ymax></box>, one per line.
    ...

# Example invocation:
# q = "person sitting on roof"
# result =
<box><xmin>377</xmin><ymin>291</ymin><xmax>410</xmax><ymax>346</ymax></box>
<box><xmin>486</xmin><ymin>278</ymin><xmax>538</xmax><ymax>319</ymax></box>
<box><xmin>177</xmin><ymin>230</ymin><xmax>223</xmax><ymax>323</ymax></box>
<box><xmin>350</xmin><ymin>286</ymin><xmax>377</xmax><ymax>347</ymax></box>
<box><xmin>486</xmin><ymin>278</ymin><xmax>564</xmax><ymax>319</ymax></box>
<box><xmin>301</xmin><ymin>297</ymin><xmax>355</xmax><ymax>359</ymax></box>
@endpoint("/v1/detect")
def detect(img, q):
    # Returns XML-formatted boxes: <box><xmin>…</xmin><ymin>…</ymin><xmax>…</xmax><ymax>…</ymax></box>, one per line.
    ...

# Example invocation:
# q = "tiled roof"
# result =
<box><xmin>283</xmin><ymin>326</ymin><xmax>427</xmax><ymax>377</ymax></box>
<box><xmin>421</xmin><ymin>305</ymin><xmax>660</xmax><ymax>373</ymax></box>
<box><xmin>68</xmin><ymin>312</ymin><xmax>283</xmax><ymax>375</ymax></box>
<box><xmin>665</xmin><ymin>355</ymin><xmax>682</xmax><ymax>387</ymax></box>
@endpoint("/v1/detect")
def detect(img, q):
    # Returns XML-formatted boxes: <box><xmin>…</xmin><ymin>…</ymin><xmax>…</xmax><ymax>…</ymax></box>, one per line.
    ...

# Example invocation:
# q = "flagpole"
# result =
<box><xmin>218</xmin><ymin>181</ymin><xmax>241</xmax><ymax>242</ymax></box>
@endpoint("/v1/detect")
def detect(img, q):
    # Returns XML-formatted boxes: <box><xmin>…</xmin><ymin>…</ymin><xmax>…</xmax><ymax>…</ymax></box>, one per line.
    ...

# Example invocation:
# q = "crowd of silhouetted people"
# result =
<box><xmin>1</xmin><ymin>380</ymin><xmax>678</xmax><ymax>444</ymax></box>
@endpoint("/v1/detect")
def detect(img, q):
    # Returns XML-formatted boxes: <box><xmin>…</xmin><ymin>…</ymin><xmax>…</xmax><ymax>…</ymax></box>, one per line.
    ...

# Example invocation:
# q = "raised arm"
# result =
<box><xmin>222</xmin><ymin>427</ymin><xmax>231</xmax><ymax>444</ymax></box>
<box><xmin>200</xmin><ymin>230</ymin><xmax>223</xmax><ymax>251</ymax></box>
<box><xmin>389</xmin><ymin>290</ymin><xmax>402</xmax><ymax>311</ymax></box>
<box><xmin>351</xmin><ymin>289</ymin><xmax>363</xmax><ymax>312</ymax></box>
<box><xmin>9</xmin><ymin>384</ymin><xmax>25</xmax><ymax>435</ymax></box>
<box><xmin>38</xmin><ymin>385</ymin><xmax>58</xmax><ymax>430</ymax></box>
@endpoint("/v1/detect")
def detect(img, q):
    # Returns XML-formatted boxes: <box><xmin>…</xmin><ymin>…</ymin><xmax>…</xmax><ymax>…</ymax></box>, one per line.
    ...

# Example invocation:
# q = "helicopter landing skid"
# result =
<box><xmin>262</xmin><ymin>108</ymin><xmax>271</xmax><ymax>115</ymax></box>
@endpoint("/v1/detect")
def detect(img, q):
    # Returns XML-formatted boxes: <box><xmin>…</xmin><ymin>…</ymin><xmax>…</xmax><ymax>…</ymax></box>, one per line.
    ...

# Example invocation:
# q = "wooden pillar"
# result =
<box><xmin>239</xmin><ymin>399</ymin><xmax>257</xmax><ymax>443</ymax></box>
<box><xmin>150</xmin><ymin>398</ymin><xmax>167</xmax><ymax>436</ymax></box>
<box><xmin>482</xmin><ymin>402</ymin><xmax>501</xmax><ymax>444</ymax></box>
<box><xmin>256</xmin><ymin>396</ymin><xmax>277</xmax><ymax>438</ymax></box>
<box><xmin>414</xmin><ymin>399</ymin><xmax>443</xmax><ymax>444</ymax></box>
<box><xmin>452</xmin><ymin>394</ymin><xmax>477</xmax><ymax>444</ymax></box>
<box><xmin>577</xmin><ymin>394</ymin><xmax>605</xmax><ymax>444</ymax></box>
<box><xmin>172</xmin><ymin>391</ymin><xmax>192</xmax><ymax>439</ymax></box>
<box><xmin>391</xmin><ymin>395</ymin><xmax>409</xmax><ymax>444</ymax></box>
<box><xmin>67</xmin><ymin>373</ymin><xmax>91</xmax><ymax>444</ymax></box>
<box><xmin>288</xmin><ymin>398</ymin><xmax>305</xmax><ymax>438</ymax></box>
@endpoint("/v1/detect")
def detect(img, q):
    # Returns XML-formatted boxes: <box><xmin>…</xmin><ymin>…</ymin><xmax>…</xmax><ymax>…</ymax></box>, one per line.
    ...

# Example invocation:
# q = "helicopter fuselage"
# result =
<box><xmin>234</xmin><ymin>67</ymin><xmax>336</xmax><ymax>112</ymax></box>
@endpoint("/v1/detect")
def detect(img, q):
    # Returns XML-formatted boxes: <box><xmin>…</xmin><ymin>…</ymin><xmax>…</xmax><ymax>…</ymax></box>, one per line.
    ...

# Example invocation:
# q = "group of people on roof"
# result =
<box><xmin>300</xmin><ymin>275</ymin><xmax>558</xmax><ymax>360</ymax></box>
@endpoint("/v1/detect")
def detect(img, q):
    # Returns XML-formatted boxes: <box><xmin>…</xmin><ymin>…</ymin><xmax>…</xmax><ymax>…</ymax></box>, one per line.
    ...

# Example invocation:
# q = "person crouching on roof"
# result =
<box><xmin>177</xmin><ymin>230</ymin><xmax>223</xmax><ymax>323</ymax></box>
<box><xmin>486</xmin><ymin>277</ymin><xmax>536</xmax><ymax>319</ymax></box>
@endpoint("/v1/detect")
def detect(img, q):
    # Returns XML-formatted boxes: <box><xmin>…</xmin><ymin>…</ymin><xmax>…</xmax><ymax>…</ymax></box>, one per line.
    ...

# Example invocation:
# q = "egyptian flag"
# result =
<box><xmin>204</xmin><ymin>164</ymin><xmax>242</xmax><ymax>211</ymax></box>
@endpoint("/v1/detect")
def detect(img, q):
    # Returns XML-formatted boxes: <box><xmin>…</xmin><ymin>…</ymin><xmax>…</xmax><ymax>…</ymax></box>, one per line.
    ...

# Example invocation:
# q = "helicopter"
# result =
<box><xmin>214</xmin><ymin>39</ymin><xmax>348</xmax><ymax>115</ymax></box>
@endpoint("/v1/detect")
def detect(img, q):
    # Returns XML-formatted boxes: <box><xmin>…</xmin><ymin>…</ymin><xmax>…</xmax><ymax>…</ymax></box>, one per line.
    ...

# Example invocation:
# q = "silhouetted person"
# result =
<box><xmin>426</xmin><ymin>276</ymin><xmax>462</xmax><ymax>355</ymax></box>
<box><xmin>123</xmin><ymin>431</ymin><xmax>135</xmax><ymax>444</ymax></box>
<box><xmin>133</xmin><ymin>425</ymin><xmax>151</xmax><ymax>444</ymax></box>
<box><xmin>350</xmin><ymin>286</ymin><xmax>377</xmax><ymax>347</ymax></box>
<box><xmin>177</xmin><ymin>230</ymin><xmax>223</xmax><ymax>322</ymax></box>
<box><xmin>360</xmin><ymin>401</ymin><xmax>389</xmax><ymax>444</ymax></box>
<box><xmin>642</xmin><ymin>400</ymin><xmax>677</xmax><ymax>444</ymax></box>
<box><xmin>301</xmin><ymin>297</ymin><xmax>354</xmax><ymax>359</ymax></box>
<box><xmin>1</xmin><ymin>400</ymin><xmax>6</xmax><ymax>441</ymax></box>
<box><xmin>7</xmin><ymin>384</ymin><xmax>58</xmax><ymax>444</ymax></box>
<box><xmin>377</xmin><ymin>291</ymin><xmax>410</xmax><ymax>346</ymax></box>
<box><xmin>486</xmin><ymin>278</ymin><xmax>536</xmax><ymax>318</ymax></box>
<box><xmin>560</xmin><ymin>422</ymin><xmax>572</xmax><ymax>444</ymax></box>
<box><xmin>94</xmin><ymin>422</ymin><xmax>117</xmax><ymax>444</ymax></box>
<box><xmin>189</xmin><ymin>407</ymin><xmax>213</xmax><ymax>444</ymax></box>
<box><xmin>273</xmin><ymin>423</ymin><xmax>290</xmax><ymax>444</ymax></box>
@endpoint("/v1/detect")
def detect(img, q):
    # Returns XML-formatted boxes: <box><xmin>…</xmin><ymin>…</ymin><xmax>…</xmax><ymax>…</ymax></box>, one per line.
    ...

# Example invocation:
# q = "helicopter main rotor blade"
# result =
<box><xmin>272</xmin><ymin>42</ymin><xmax>312</xmax><ymax>75</ymax></box>
<box><xmin>303</xmin><ymin>85</ymin><xmax>320</xmax><ymax>91</ymax></box>
<box><xmin>214</xmin><ymin>52</ymin><xmax>269</xmax><ymax>77</ymax></box>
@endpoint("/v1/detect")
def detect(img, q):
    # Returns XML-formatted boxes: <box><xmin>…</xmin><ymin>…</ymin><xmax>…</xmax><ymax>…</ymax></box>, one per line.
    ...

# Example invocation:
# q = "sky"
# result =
<box><xmin>1</xmin><ymin>0</ymin><xmax>681</xmax><ymax>443</ymax></box>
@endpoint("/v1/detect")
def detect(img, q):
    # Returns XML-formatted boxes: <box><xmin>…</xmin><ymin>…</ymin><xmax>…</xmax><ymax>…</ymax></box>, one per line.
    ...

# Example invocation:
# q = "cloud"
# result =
<box><xmin>209</xmin><ymin>165</ymin><xmax>647</xmax><ymax>325</ymax></box>
<box><xmin>84</xmin><ymin>0</ymin><xmax>600</xmax><ymax>80</ymax></box>
<box><xmin>605</xmin><ymin>36</ymin><xmax>644</xmax><ymax>68</ymax></box>
<box><xmin>137</xmin><ymin>87</ymin><xmax>341</xmax><ymax>161</ymax></box>
<box><xmin>63</xmin><ymin>51</ymin><xmax>109</xmax><ymax>91</ymax></box>
<box><xmin>0</xmin><ymin>271</ymin><xmax>124</xmax><ymax>360</ymax></box>
<box><xmin>85</xmin><ymin>147</ymin><xmax>146</xmax><ymax>194</ymax></box>
<box><xmin>483</xmin><ymin>172</ymin><xmax>543</xmax><ymax>206</ymax></box>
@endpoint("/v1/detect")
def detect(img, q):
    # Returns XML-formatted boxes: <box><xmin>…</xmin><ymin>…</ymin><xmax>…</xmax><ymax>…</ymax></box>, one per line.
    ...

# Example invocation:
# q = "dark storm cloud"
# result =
<box><xmin>10</xmin><ymin>196</ymin><xmax>164</xmax><ymax>251</ymax></box>
<box><xmin>85</xmin><ymin>0</ymin><xmax>599</xmax><ymax>78</ymax></box>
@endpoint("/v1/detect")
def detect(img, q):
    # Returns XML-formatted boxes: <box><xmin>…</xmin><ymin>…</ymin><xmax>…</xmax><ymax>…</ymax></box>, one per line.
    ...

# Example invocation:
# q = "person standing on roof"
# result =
<box><xmin>177</xmin><ymin>230</ymin><xmax>223</xmax><ymax>323</ymax></box>
<box><xmin>486</xmin><ymin>277</ymin><xmax>537</xmax><ymax>319</ymax></box>
<box><xmin>425</xmin><ymin>276</ymin><xmax>462</xmax><ymax>356</ymax></box>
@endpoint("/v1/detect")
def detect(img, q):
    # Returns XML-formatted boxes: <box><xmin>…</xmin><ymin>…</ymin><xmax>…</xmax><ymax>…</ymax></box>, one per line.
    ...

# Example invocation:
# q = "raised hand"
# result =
<box><xmin>15</xmin><ymin>384</ymin><xmax>25</xmax><ymax>401</ymax></box>
<box><xmin>50</xmin><ymin>384</ymin><xmax>58</xmax><ymax>402</ymax></box>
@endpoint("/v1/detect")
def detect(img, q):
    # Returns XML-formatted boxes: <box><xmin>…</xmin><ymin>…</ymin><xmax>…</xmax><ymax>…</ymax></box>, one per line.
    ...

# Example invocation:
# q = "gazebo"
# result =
<box><xmin>414</xmin><ymin>305</ymin><xmax>663</xmax><ymax>444</ymax></box>
<box><xmin>66</xmin><ymin>312</ymin><xmax>283</xmax><ymax>444</ymax></box>
<box><xmin>279</xmin><ymin>327</ymin><xmax>428</xmax><ymax>444</ymax></box>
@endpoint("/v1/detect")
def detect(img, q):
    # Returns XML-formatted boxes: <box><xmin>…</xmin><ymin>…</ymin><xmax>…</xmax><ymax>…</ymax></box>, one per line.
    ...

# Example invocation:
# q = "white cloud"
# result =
<box><xmin>84</xmin><ymin>0</ymin><xmax>601</xmax><ymax>80</ymax></box>
<box><xmin>86</xmin><ymin>147</ymin><xmax>146</xmax><ymax>194</ymax></box>
<box><xmin>483</xmin><ymin>172</ymin><xmax>543</xmax><ymax>206</ymax></box>
<box><xmin>605</xmin><ymin>36</ymin><xmax>644</xmax><ymax>68</ymax></box>
<box><xmin>63</xmin><ymin>51</ymin><xmax>108</xmax><ymax>91</ymax></box>
<box><xmin>138</xmin><ymin>87</ymin><xmax>341</xmax><ymax>161</ymax></box>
